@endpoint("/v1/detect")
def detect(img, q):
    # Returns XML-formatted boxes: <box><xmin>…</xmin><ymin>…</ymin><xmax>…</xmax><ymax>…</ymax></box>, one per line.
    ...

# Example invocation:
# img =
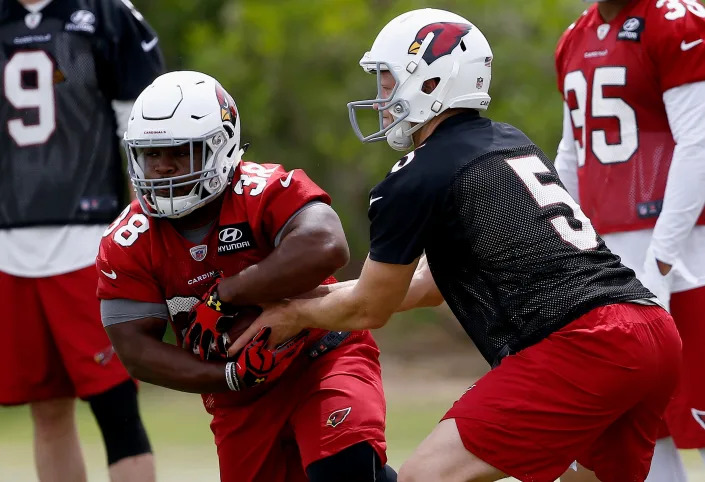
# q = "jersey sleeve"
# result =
<box><xmin>647</xmin><ymin>3</ymin><xmax>705</xmax><ymax>92</ymax></box>
<box><xmin>96</xmin><ymin>204</ymin><xmax>163</xmax><ymax>303</ymax></box>
<box><xmin>554</xmin><ymin>25</ymin><xmax>574</xmax><ymax>93</ymax></box>
<box><xmin>101</xmin><ymin>0</ymin><xmax>164</xmax><ymax>101</ymax></box>
<box><xmin>368</xmin><ymin>153</ymin><xmax>439</xmax><ymax>265</ymax></box>
<box><xmin>238</xmin><ymin>163</ymin><xmax>332</xmax><ymax>244</ymax></box>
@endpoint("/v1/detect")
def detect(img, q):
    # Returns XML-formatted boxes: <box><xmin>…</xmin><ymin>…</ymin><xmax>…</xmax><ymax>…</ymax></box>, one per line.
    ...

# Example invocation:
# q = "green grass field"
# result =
<box><xmin>1</xmin><ymin>381</ymin><xmax>703</xmax><ymax>481</ymax></box>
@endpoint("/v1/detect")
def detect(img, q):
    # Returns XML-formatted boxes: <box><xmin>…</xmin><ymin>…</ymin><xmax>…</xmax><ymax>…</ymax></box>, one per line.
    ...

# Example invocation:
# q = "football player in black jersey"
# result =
<box><xmin>0</xmin><ymin>0</ymin><xmax>162</xmax><ymax>480</ymax></box>
<box><xmin>229</xmin><ymin>8</ymin><xmax>682</xmax><ymax>482</ymax></box>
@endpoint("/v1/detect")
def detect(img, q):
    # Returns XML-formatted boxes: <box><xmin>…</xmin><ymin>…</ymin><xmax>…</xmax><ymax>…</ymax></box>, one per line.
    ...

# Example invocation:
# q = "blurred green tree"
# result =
<box><xmin>136</xmin><ymin>0</ymin><xmax>585</xmax><ymax>274</ymax></box>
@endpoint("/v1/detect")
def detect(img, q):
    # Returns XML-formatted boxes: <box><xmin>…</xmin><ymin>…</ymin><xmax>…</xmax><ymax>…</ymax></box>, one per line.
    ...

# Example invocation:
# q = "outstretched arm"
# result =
<box><xmin>396</xmin><ymin>254</ymin><xmax>444</xmax><ymax>312</ymax></box>
<box><xmin>228</xmin><ymin>255</ymin><xmax>420</xmax><ymax>354</ymax></box>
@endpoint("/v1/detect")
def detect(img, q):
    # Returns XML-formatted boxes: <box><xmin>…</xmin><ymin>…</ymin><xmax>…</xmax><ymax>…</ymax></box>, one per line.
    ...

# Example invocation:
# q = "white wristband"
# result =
<box><xmin>224</xmin><ymin>362</ymin><xmax>240</xmax><ymax>391</ymax></box>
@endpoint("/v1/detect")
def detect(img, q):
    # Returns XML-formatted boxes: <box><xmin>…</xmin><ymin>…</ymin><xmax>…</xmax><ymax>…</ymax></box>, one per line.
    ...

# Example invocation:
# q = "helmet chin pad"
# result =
<box><xmin>148</xmin><ymin>186</ymin><xmax>202</xmax><ymax>219</ymax></box>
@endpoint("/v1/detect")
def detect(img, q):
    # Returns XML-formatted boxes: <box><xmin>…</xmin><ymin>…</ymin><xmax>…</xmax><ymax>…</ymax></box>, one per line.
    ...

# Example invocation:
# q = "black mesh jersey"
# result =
<box><xmin>369</xmin><ymin>111</ymin><xmax>652</xmax><ymax>366</ymax></box>
<box><xmin>0</xmin><ymin>0</ymin><xmax>164</xmax><ymax>228</ymax></box>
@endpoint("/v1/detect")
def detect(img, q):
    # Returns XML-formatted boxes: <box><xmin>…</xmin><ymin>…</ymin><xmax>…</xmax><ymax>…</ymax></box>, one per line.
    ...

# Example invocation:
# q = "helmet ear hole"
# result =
<box><xmin>224</xmin><ymin>124</ymin><xmax>235</xmax><ymax>139</ymax></box>
<box><xmin>422</xmin><ymin>77</ymin><xmax>440</xmax><ymax>94</ymax></box>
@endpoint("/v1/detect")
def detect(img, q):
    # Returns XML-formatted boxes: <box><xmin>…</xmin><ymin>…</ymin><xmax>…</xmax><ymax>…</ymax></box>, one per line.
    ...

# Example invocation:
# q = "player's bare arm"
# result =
<box><xmin>216</xmin><ymin>203</ymin><xmax>349</xmax><ymax>306</ymax></box>
<box><xmin>396</xmin><ymin>254</ymin><xmax>444</xmax><ymax>312</ymax></box>
<box><xmin>105</xmin><ymin>316</ymin><xmax>229</xmax><ymax>393</ymax></box>
<box><xmin>228</xmin><ymin>256</ymin><xmax>419</xmax><ymax>354</ymax></box>
<box><xmin>299</xmin><ymin>255</ymin><xmax>442</xmax><ymax>309</ymax></box>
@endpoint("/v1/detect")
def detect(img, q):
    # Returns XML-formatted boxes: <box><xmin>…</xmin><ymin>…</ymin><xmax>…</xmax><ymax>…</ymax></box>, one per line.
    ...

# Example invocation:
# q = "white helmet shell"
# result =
<box><xmin>124</xmin><ymin>71</ymin><xmax>241</xmax><ymax>218</ymax></box>
<box><xmin>348</xmin><ymin>8</ymin><xmax>492</xmax><ymax>151</ymax></box>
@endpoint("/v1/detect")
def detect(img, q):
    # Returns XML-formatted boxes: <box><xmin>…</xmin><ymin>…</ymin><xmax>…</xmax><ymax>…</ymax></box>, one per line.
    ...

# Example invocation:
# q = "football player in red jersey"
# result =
<box><xmin>555</xmin><ymin>1</ymin><xmax>705</xmax><ymax>480</ymax></box>
<box><xmin>96</xmin><ymin>71</ymin><xmax>395</xmax><ymax>482</ymax></box>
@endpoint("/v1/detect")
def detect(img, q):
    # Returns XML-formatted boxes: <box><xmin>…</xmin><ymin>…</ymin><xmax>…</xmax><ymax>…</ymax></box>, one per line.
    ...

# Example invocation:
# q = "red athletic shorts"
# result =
<box><xmin>204</xmin><ymin>331</ymin><xmax>387</xmax><ymax>482</ymax></box>
<box><xmin>0</xmin><ymin>267</ymin><xmax>131</xmax><ymax>405</ymax></box>
<box><xmin>442</xmin><ymin>303</ymin><xmax>682</xmax><ymax>482</ymax></box>
<box><xmin>659</xmin><ymin>286</ymin><xmax>705</xmax><ymax>448</ymax></box>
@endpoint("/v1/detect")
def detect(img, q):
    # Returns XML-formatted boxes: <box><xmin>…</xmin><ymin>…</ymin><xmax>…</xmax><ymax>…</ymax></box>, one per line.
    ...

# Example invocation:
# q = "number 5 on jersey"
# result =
<box><xmin>507</xmin><ymin>155</ymin><xmax>598</xmax><ymax>251</ymax></box>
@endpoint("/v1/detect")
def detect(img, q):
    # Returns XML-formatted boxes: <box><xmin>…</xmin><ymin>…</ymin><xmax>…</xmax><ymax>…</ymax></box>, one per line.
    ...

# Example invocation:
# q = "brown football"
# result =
<box><xmin>222</xmin><ymin>305</ymin><xmax>263</xmax><ymax>347</ymax></box>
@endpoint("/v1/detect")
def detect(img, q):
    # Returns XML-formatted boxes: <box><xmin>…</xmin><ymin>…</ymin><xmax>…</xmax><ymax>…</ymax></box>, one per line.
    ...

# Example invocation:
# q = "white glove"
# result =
<box><xmin>640</xmin><ymin>247</ymin><xmax>673</xmax><ymax>312</ymax></box>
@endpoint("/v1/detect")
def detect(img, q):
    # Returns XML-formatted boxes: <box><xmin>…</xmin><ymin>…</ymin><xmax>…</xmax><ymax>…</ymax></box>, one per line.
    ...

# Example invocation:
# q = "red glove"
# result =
<box><xmin>183</xmin><ymin>278</ymin><xmax>238</xmax><ymax>361</ymax></box>
<box><xmin>225</xmin><ymin>327</ymin><xmax>308</xmax><ymax>391</ymax></box>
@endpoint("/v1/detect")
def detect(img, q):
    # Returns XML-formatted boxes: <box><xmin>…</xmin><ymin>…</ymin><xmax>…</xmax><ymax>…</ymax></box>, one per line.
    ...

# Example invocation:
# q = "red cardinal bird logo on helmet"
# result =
<box><xmin>408</xmin><ymin>22</ymin><xmax>472</xmax><ymax>65</ymax></box>
<box><xmin>215</xmin><ymin>82</ymin><xmax>238</xmax><ymax>123</ymax></box>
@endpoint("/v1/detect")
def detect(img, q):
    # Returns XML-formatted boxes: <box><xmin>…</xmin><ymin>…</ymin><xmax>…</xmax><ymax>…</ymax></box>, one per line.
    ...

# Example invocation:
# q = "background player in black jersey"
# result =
<box><xmin>230</xmin><ymin>8</ymin><xmax>683</xmax><ymax>482</ymax></box>
<box><xmin>0</xmin><ymin>0</ymin><xmax>163</xmax><ymax>481</ymax></box>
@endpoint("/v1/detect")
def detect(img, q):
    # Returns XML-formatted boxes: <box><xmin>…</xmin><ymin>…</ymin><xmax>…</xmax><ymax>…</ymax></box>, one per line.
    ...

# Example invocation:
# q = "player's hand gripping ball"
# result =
<box><xmin>183</xmin><ymin>278</ymin><xmax>262</xmax><ymax>361</ymax></box>
<box><xmin>227</xmin><ymin>326</ymin><xmax>309</xmax><ymax>390</ymax></box>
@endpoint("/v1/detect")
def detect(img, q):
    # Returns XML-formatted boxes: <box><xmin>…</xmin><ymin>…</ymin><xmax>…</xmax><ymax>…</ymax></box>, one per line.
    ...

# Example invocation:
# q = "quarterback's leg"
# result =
<box><xmin>402</xmin><ymin>304</ymin><xmax>679</xmax><ymax>482</ymax></box>
<box><xmin>397</xmin><ymin>419</ymin><xmax>505</xmax><ymax>482</ymax></box>
<box><xmin>38</xmin><ymin>267</ymin><xmax>155</xmax><ymax>481</ymax></box>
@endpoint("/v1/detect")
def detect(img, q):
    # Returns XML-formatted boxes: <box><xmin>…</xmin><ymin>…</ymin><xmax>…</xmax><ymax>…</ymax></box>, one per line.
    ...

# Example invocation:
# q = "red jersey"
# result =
<box><xmin>555</xmin><ymin>0</ymin><xmax>705</xmax><ymax>234</ymax></box>
<box><xmin>96</xmin><ymin>160</ymin><xmax>331</xmax><ymax>347</ymax></box>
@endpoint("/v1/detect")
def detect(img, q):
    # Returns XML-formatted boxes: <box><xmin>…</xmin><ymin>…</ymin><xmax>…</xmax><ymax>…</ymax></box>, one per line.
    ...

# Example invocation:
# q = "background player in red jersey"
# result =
<box><xmin>231</xmin><ymin>8</ymin><xmax>682</xmax><ymax>482</ymax></box>
<box><xmin>0</xmin><ymin>0</ymin><xmax>163</xmax><ymax>480</ymax></box>
<box><xmin>555</xmin><ymin>1</ymin><xmax>705</xmax><ymax>480</ymax></box>
<box><xmin>97</xmin><ymin>71</ymin><xmax>395</xmax><ymax>482</ymax></box>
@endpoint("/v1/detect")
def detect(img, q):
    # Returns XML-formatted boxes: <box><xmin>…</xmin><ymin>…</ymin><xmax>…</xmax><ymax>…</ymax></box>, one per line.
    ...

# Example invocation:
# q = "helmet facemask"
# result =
<box><xmin>348</xmin><ymin>34</ymin><xmax>441</xmax><ymax>151</ymax></box>
<box><xmin>126</xmin><ymin>127</ymin><xmax>236</xmax><ymax>218</ymax></box>
<box><xmin>347</xmin><ymin>63</ymin><xmax>411</xmax><ymax>145</ymax></box>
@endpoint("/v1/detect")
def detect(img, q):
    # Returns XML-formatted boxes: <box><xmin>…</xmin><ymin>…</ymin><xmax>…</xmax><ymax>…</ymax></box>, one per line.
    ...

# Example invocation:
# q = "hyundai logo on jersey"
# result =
<box><xmin>217</xmin><ymin>223</ymin><xmax>255</xmax><ymax>254</ymax></box>
<box><xmin>617</xmin><ymin>17</ymin><xmax>644</xmax><ymax>42</ymax></box>
<box><xmin>219</xmin><ymin>227</ymin><xmax>242</xmax><ymax>243</ymax></box>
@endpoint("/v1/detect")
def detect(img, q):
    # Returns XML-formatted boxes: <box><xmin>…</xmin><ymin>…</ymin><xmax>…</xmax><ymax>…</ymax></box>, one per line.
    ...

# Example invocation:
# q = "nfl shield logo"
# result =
<box><xmin>190</xmin><ymin>245</ymin><xmax>208</xmax><ymax>261</ymax></box>
<box><xmin>597</xmin><ymin>24</ymin><xmax>611</xmax><ymax>41</ymax></box>
<box><xmin>476</xmin><ymin>77</ymin><xmax>484</xmax><ymax>90</ymax></box>
<box><xmin>25</xmin><ymin>12</ymin><xmax>42</xmax><ymax>29</ymax></box>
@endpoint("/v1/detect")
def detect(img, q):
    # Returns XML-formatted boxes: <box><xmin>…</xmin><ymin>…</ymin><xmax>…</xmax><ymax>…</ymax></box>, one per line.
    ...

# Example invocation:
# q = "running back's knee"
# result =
<box><xmin>86</xmin><ymin>379</ymin><xmax>152</xmax><ymax>465</ymax></box>
<box><xmin>306</xmin><ymin>442</ymin><xmax>396</xmax><ymax>482</ymax></box>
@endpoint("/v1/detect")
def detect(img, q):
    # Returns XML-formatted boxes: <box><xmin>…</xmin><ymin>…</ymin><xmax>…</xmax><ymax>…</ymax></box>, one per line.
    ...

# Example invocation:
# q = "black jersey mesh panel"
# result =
<box><xmin>425</xmin><ymin>144</ymin><xmax>651</xmax><ymax>366</ymax></box>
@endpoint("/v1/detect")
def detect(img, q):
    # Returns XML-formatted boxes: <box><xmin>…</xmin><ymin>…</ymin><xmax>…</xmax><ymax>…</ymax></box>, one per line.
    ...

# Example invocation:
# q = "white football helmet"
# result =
<box><xmin>124</xmin><ymin>71</ymin><xmax>242</xmax><ymax>218</ymax></box>
<box><xmin>348</xmin><ymin>8</ymin><xmax>492</xmax><ymax>151</ymax></box>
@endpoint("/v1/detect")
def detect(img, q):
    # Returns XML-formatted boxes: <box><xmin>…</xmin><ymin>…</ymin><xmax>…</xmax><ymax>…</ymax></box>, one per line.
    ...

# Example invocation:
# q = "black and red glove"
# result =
<box><xmin>183</xmin><ymin>278</ymin><xmax>238</xmax><ymax>361</ymax></box>
<box><xmin>225</xmin><ymin>327</ymin><xmax>308</xmax><ymax>391</ymax></box>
